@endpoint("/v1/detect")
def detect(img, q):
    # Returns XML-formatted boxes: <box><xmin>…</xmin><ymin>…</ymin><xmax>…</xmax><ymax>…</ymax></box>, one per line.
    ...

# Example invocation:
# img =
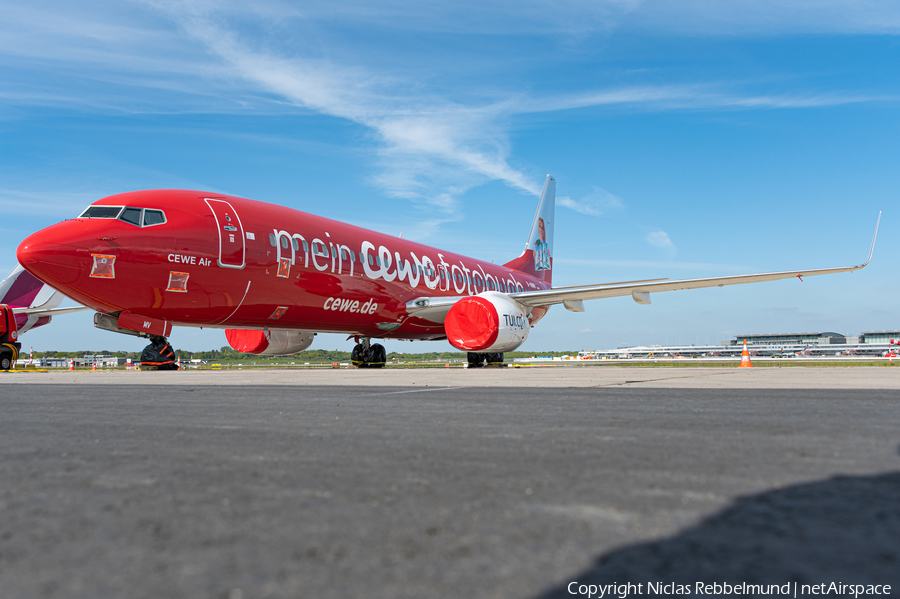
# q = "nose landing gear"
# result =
<box><xmin>139</xmin><ymin>335</ymin><xmax>180</xmax><ymax>370</ymax></box>
<box><xmin>351</xmin><ymin>337</ymin><xmax>386</xmax><ymax>368</ymax></box>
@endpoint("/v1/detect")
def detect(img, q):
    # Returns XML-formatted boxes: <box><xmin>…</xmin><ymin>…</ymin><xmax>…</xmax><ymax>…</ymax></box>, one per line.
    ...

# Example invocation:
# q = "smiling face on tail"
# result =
<box><xmin>503</xmin><ymin>174</ymin><xmax>555</xmax><ymax>285</ymax></box>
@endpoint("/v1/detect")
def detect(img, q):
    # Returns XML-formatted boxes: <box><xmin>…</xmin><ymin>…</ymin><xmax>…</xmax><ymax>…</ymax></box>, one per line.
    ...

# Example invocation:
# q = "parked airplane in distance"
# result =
<box><xmin>0</xmin><ymin>264</ymin><xmax>88</xmax><ymax>369</ymax></box>
<box><xmin>15</xmin><ymin>176</ymin><xmax>879</xmax><ymax>368</ymax></box>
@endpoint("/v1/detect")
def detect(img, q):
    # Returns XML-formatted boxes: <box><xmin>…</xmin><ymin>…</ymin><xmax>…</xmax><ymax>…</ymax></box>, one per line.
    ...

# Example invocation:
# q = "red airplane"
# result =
<box><xmin>15</xmin><ymin>176</ymin><xmax>879</xmax><ymax>368</ymax></box>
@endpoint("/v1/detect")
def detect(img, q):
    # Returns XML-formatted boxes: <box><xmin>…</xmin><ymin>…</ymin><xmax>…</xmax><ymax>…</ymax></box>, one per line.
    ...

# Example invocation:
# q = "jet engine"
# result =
<box><xmin>225</xmin><ymin>329</ymin><xmax>316</xmax><ymax>355</ymax></box>
<box><xmin>443</xmin><ymin>292</ymin><xmax>529</xmax><ymax>353</ymax></box>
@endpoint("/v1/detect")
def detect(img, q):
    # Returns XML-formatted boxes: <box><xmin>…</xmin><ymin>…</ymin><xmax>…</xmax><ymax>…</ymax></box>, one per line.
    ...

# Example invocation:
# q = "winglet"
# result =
<box><xmin>863</xmin><ymin>211</ymin><xmax>881</xmax><ymax>267</ymax></box>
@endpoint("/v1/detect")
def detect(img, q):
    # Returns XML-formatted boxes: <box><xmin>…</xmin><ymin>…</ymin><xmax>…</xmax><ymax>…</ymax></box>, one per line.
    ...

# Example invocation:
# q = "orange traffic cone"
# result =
<box><xmin>69</xmin><ymin>359</ymin><xmax>74</xmax><ymax>371</ymax></box>
<box><xmin>739</xmin><ymin>339</ymin><xmax>753</xmax><ymax>368</ymax></box>
<box><xmin>92</xmin><ymin>363</ymin><xmax>97</xmax><ymax>371</ymax></box>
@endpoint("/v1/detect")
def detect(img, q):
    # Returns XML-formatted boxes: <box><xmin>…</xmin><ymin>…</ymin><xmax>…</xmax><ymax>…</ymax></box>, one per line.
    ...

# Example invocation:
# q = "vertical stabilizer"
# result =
<box><xmin>503</xmin><ymin>174</ymin><xmax>555</xmax><ymax>284</ymax></box>
<box><xmin>0</xmin><ymin>264</ymin><xmax>63</xmax><ymax>334</ymax></box>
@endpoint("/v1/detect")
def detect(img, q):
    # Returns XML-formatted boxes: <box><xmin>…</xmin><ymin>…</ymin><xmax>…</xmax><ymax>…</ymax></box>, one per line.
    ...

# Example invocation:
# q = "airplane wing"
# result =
<box><xmin>406</xmin><ymin>212</ymin><xmax>880</xmax><ymax>320</ymax></box>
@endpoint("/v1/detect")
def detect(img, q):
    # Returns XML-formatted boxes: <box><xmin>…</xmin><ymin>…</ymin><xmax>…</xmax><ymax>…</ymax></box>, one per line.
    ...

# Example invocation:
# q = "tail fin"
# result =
<box><xmin>503</xmin><ymin>174</ymin><xmax>555</xmax><ymax>284</ymax></box>
<box><xmin>1</xmin><ymin>264</ymin><xmax>63</xmax><ymax>334</ymax></box>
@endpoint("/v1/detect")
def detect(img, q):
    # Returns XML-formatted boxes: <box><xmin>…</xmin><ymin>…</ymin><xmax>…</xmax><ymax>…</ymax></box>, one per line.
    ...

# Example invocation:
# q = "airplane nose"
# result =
<box><xmin>18</xmin><ymin>229</ymin><xmax>66</xmax><ymax>267</ymax></box>
<box><xmin>17</xmin><ymin>224</ymin><xmax>90</xmax><ymax>287</ymax></box>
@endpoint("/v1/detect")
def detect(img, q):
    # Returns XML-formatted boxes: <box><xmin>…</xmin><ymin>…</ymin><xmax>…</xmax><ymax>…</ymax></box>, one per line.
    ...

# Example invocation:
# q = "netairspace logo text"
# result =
<box><xmin>567</xmin><ymin>581</ymin><xmax>893</xmax><ymax>598</ymax></box>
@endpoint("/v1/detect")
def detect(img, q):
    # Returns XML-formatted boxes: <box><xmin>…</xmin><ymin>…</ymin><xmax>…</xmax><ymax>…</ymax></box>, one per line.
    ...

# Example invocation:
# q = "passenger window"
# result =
<box><xmin>269</xmin><ymin>233</ymin><xmax>276</xmax><ymax>247</ymax></box>
<box><xmin>292</xmin><ymin>238</ymin><xmax>299</xmax><ymax>251</ymax></box>
<box><xmin>280</xmin><ymin>236</ymin><xmax>289</xmax><ymax>249</ymax></box>
<box><xmin>143</xmin><ymin>210</ymin><xmax>165</xmax><ymax>226</ymax></box>
<box><xmin>118</xmin><ymin>207</ymin><xmax>143</xmax><ymax>226</ymax></box>
<box><xmin>368</xmin><ymin>254</ymin><xmax>374</xmax><ymax>266</ymax></box>
<box><xmin>303</xmin><ymin>241</ymin><xmax>309</xmax><ymax>252</ymax></box>
<box><xmin>80</xmin><ymin>206</ymin><xmax>122</xmax><ymax>218</ymax></box>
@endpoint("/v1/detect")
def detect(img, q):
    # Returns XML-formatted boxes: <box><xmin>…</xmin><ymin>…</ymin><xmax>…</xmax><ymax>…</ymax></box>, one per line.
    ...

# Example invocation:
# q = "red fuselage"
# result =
<box><xmin>17</xmin><ymin>190</ymin><xmax>550</xmax><ymax>340</ymax></box>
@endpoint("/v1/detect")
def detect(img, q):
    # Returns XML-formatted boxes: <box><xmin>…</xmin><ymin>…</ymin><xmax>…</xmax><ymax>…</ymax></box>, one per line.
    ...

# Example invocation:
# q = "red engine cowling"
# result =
<box><xmin>444</xmin><ymin>292</ymin><xmax>529</xmax><ymax>353</ymax></box>
<box><xmin>225</xmin><ymin>329</ymin><xmax>316</xmax><ymax>355</ymax></box>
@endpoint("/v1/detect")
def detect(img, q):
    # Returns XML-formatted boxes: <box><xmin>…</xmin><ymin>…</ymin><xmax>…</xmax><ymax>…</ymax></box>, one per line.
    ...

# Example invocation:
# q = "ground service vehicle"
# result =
<box><xmin>0</xmin><ymin>304</ymin><xmax>21</xmax><ymax>371</ymax></box>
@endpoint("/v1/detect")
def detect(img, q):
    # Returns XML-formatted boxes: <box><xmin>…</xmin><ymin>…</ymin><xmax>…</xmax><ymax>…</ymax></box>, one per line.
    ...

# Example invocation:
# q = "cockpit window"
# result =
<box><xmin>80</xmin><ymin>206</ymin><xmax>123</xmax><ymax>219</ymax></box>
<box><xmin>80</xmin><ymin>205</ymin><xmax>167</xmax><ymax>227</ymax></box>
<box><xmin>119</xmin><ymin>207</ymin><xmax>143</xmax><ymax>226</ymax></box>
<box><xmin>143</xmin><ymin>210</ymin><xmax>165</xmax><ymax>226</ymax></box>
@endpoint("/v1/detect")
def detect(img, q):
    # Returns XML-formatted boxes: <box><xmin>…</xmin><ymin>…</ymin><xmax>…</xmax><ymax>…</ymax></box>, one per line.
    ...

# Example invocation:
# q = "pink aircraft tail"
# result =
<box><xmin>0</xmin><ymin>264</ymin><xmax>60</xmax><ymax>334</ymax></box>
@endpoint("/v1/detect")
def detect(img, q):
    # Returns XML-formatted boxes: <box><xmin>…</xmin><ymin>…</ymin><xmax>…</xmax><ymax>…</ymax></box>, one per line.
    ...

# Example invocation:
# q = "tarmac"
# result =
<box><xmin>1</xmin><ymin>368</ymin><xmax>898</xmax><ymax>598</ymax></box>
<box><xmin>2</xmin><ymin>364</ymin><xmax>900</xmax><ymax>388</ymax></box>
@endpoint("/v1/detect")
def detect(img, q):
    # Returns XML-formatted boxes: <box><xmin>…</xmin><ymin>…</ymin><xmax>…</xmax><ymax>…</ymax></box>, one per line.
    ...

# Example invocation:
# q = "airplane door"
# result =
<box><xmin>438</xmin><ymin>263</ymin><xmax>450</xmax><ymax>291</ymax></box>
<box><xmin>205</xmin><ymin>199</ymin><xmax>246</xmax><ymax>269</ymax></box>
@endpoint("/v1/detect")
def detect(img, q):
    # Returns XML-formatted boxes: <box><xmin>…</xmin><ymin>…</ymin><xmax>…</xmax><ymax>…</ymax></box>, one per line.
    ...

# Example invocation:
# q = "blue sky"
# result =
<box><xmin>2</xmin><ymin>0</ymin><xmax>898</xmax><ymax>353</ymax></box>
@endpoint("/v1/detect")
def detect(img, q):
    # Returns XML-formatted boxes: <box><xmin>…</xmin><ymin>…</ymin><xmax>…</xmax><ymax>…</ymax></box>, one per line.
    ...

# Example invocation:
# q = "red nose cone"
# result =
<box><xmin>17</xmin><ymin>224</ymin><xmax>89</xmax><ymax>290</ymax></box>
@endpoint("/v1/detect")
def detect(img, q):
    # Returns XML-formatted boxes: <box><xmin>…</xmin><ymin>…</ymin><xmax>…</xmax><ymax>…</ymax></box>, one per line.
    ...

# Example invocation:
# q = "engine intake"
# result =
<box><xmin>444</xmin><ymin>292</ymin><xmax>529</xmax><ymax>353</ymax></box>
<box><xmin>225</xmin><ymin>329</ymin><xmax>315</xmax><ymax>355</ymax></box>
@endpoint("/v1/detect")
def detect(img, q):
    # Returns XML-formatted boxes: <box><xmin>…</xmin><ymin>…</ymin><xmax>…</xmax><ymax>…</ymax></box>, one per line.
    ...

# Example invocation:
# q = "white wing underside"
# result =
<box><xmin>406</xmin><ymin>213</ymin><xmax>880</xmax><ymax>323</ymax></box>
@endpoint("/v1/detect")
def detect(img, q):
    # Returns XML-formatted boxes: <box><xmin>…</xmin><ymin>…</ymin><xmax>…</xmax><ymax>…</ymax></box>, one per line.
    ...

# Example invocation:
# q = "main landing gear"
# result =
<box><xmin>351</xmin><ymin>337</ymin><xmax>386</xmax><ymax>368</ymax></box>
<box><xmin>139</xmin><ymin>335</ymin><xmax>180</xmax><ymax>371</ymax></box>
<box><xmin>467</xmin><ymin>352</ymin><xmax>504</xmax><ymax>368</ymax></box>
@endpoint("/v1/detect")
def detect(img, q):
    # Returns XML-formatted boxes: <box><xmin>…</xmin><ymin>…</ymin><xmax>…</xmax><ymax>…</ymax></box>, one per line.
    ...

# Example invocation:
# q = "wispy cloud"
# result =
<box><xmin>558</xmin><ymin>187</ymin><xmax>624</xmax><ymax>217</ymax></box>
<box><xmin>142</xmin><ymin>3</ymin><xmax>542</xmax><ymax>221</ymax></box>
<box><xmin>519</xmin><ymin>85</ymin><xmax>894</xmax><ymax>115</ymax></box>
<box><xmin>645</xmin><ymin>230</ymin><xmax>677</xmax><ymax>256</ymax></box>
<box><xmin>0</xmin><ymin>189</ymin><xmax>98</xmax><ymax>217</ymax></box>
<box><xmin>557</xmin><ymin>258</ymin><xmax>750</xmax><ymax>272</ymax></box>
<box><xmin>2</xmin><ymin>0</ymin><xmax>898</xmax><ymax>234</ymax></box>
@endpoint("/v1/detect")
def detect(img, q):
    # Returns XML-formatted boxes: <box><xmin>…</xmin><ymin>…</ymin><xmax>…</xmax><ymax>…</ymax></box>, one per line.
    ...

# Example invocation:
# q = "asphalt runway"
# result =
<box><xmin>1</xmin><ymin>379</ymin><xmax>898</xmax><ymax>598</ymax></box>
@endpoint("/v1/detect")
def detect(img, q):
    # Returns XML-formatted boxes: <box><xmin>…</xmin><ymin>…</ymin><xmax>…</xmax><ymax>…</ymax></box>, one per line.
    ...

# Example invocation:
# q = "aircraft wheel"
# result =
<box><xmin>467</xmin><ymin>352</ymin><xmax>486</xmax><ymax>368</ymax></box>
<box><xmin>486</xmin><ymin>352</ymin><xmax>504</xmax><ymax>365</ymax></box>
<box><xmin>1</xmin><ymin>352</ymin><xmax>11</xmax><ymax>372</ymax></box>
<box><xmin>351</xmin><ymin>344</ymin><xmax>368</xmax><ymax>368</ymax></box>
<box><xmin>367</xmin><ymin>343</ymin><xmax>386</xmax><ymax>368</ymax></box>
<box><xmin>140</xmin><ymin>336</ymin><xmax>179</xmax><ymax>370</ymax></box>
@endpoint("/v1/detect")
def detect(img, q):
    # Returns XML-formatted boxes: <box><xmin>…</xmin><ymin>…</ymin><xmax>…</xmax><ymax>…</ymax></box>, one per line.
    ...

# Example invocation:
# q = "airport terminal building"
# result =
<box><xmin>724</xmin><ymin>331</ymin><xmax>900</xmax><ymax>346</ymax></box>
<box><xmin>575</xmin><ymin>329</ymin><xmax>900</xmax><ymax>360</ymax></box>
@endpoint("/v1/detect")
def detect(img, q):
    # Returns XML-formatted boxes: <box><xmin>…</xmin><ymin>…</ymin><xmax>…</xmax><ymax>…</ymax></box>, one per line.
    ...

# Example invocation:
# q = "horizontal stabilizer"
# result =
<box><xmin>12</xmin><ymin>305</ymin><xmax>90</xmax><ymax>317</ymax></box>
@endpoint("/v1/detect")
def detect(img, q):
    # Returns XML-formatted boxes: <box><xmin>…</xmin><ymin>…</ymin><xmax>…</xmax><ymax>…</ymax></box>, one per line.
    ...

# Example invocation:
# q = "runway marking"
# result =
<box><xmin>593</xmin><ymin>372</ymin><xmax>735</xmax><ymax>387</ymax></box>
<box><xmin>371</xmin><ymin>386</ymin><xmax>471</xmax><ymax>395</ymax></box>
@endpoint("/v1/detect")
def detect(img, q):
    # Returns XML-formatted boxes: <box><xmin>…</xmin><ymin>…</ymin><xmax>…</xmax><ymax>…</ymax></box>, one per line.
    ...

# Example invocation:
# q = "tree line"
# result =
<box><xmin>28</xmin><ymin>348</ymin><xmax>578</xmax><ymax>363</ymax></box>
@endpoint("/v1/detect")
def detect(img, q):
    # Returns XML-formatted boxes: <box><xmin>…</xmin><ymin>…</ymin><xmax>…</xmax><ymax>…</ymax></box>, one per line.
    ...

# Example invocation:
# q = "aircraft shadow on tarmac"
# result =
<box><xmin>536</xmin><ymin>467</ymin><xmax>900</xmax><ymax>596</ymax></box>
